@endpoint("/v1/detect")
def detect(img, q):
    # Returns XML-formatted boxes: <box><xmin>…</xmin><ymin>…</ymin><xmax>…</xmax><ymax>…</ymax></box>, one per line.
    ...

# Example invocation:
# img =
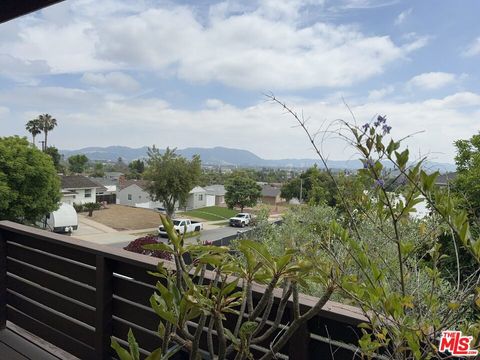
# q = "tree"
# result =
<box><xmin>127</xmin><ymin>159</ymin><xmax>145</xmax><ymax>179</ymax></box>
<box><xmin>68</xmin><ymin>154</ymin><xmax>89</xmax><ymax>174</ymax></box>
<box><xmin>280</xmin><ymin>165</ymin><xmax>336</xmax><ymax>206</ymax></box>
<box><xmin>144</xmin><ymin>147</ymin><xmax>201</xmax><ymax>218</ymax></box>
<box><xmin>38</xmin><ymin>114</ymin><xmax>57</xmax><ymax>150</ymax></box>
<box><xmin>83</xmin><ymin>202</ymin><xmax>101</xmax><ymax>217</ymax></box>
<box><xmin>0</xmin><ymin>136</ymin><xmax>60</xmax><ymax>222</ymax></box>
<box><xmin>25</xmin><ymin>118</ymin><xmax>42</xmax><ymax>146</ymax></box>
<box><xmin>44</xmin><ymin>146</ymin><xmax>64</xmax><ymax>173</ymax></box>
<box><xmin>91</xmin><ymin>162</ymin><xmax>105</xmax><ymax>177</ymax></box>
<box><xmin>224</xmin><ymin>171</ymin><xmax>262</xmax><ymax>212</ymax></box>
<box><xmin>453</xmin><ymin>132</ymin><xmax>480</xmax><ymax>216</ymax></box>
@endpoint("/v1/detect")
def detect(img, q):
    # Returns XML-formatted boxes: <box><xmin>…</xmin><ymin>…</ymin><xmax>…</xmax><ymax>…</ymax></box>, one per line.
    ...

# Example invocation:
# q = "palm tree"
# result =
<box><xmin>25</xmin><ymin>118</ymin><xmax>42</xmax><ymax>147</ymax></box>
<box><xmin>38</xmin><ymin>114</ymin><xmax>57</xmax><ymax>150</ymax></box>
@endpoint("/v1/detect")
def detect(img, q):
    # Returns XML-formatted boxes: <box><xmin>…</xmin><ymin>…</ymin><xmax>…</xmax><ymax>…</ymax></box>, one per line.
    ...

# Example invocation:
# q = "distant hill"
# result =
<box><xmin>60</xmin><ymin>146</ymin><xmax>456</xmax><ymax>172</ymax></box>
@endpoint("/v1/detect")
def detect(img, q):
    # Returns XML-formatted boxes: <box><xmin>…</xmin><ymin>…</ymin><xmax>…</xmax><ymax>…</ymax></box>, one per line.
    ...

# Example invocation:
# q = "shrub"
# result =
<box><xmin>73</xmin><ymin>203</ymin><xmax>84</xmax><ymax>213</ymax></box>
<box><xmin>123</xmin><ymin>236</ymin><xmax>172</xmax><ymax>260</ymax></box>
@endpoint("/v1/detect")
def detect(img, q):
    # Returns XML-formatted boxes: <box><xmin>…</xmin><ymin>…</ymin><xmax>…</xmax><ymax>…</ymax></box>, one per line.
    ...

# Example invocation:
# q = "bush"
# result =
<box><xmin>73</xmin><ymin>203</ymin><xmax>84</xmax><ymax>213</ymax></box>
<box><xmin>123</xmin><ymin>236</ymin><xmax>172</xmax><ymax>260</ymax></box>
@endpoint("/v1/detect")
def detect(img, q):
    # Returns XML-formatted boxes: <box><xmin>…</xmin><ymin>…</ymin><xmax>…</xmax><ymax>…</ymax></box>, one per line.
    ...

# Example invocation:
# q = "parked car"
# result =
<box><xmin>229</xmin><ymin>213</ymin><xmax>252</xmax><ymax>227</ymax></box>
<box><xmin>154</xmin><ymin>207</ymin><xmax>167</xmax><ymax>214</ymax></box>
<box><xmin>158</xmin><ymin>219</ymin><xmax>203</xmax><ymax>237</ymax></box>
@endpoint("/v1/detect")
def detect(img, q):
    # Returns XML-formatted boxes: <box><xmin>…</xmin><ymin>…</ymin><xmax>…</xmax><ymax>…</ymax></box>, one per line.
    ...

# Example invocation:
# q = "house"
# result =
<box><xmin>91</xmin><ymin>177</ymin><xmax>117</xmax><ymax>204</ymax></box>
<box><xmin>435</xmin><ymin>172</ymin><xmax>457</xmax><ymax>187</ymax></box>
<box><xmin>186</xmin><ymin>186</ymin><xmax>209</xmax><ymax>209</ymax></box>
<box><xmin>204</xmin><ymin>184</ymin><xmax>226</xmax><ymax>206</ymax></box>
<box><xmin>117</xmin><ymin>180</ymin><xmax>162</xmax><ymax>209</ymax></box>
<box><xmin>60</xmin><ymin>175</ymin><xmax>100</xmax><ymax>205</ymax></box>
<box><xmin>260</xmin><ymin>184</ymin><xmax>285</xmax><ymax>206</ymax></box>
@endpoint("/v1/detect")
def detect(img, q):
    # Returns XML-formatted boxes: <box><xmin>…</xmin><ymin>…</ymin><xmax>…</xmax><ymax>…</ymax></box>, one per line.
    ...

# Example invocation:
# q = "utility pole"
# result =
<box><xmin>39</xmin><ymin>140</ymin><xmax>45</xmax><ymax>152</ymax></box>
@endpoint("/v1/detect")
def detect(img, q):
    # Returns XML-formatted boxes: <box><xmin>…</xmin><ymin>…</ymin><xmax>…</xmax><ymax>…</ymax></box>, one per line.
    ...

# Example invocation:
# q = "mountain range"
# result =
<box><xmin>60</xmin><ymin>146</ymin><xmax>456</xmax><ymax>172</ymax></box>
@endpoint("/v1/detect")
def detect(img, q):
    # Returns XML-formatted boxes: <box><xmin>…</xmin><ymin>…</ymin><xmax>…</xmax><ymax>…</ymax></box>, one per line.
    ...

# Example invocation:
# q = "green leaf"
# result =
<box><xmin>239</xmin><ymin>240</ymin><xmax>274</xmax><ymax>268</ymax></box>
<box><xmin>127</xmin><ymin>329</ymin><xmax>140</xmax><ymax>360</ymax></box>
<box><xmin>143</xmin><ymin>243</ymin><xmax>174</xmax><ymax>253</ymax></box>
<box><xmin>111</xmin><ymin>337</ymin><xmax>133</xmax><ymax>360</ymax></box>
<box><xmin>145</xmin><ymin>348</ymin><xmax>163</xmax><ymax>360</ymax></box>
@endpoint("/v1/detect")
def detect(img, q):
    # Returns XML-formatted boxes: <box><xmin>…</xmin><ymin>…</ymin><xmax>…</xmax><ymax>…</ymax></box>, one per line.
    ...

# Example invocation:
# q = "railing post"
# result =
<box><xmin>95</xmin><ymin>255</ymin><xmax>113</xmax><ymax>359</ymax></box>
<box><xmin>0</xmin><ymin>229</ymin><xmax>6</xmax><ymax>330</ymax></box>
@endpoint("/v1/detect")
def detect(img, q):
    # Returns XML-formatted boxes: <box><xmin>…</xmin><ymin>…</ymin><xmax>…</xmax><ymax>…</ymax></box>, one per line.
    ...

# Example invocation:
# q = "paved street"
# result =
<box><xmin>72</xmin><ymin>214</ymin><xmax>246</xmax><ymax>249</ymax></box>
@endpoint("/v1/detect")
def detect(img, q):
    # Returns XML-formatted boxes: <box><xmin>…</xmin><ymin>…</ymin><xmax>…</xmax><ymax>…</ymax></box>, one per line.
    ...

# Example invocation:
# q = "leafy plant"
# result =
<box><xmin>112</xmin><ymin>213</ymin><xmax>336</xmax><ymax>360</ymax></box>
<box><xmin>267</xmin><ymin>94</ymin><xmax>480</xmax><ymax>359</ymax></box>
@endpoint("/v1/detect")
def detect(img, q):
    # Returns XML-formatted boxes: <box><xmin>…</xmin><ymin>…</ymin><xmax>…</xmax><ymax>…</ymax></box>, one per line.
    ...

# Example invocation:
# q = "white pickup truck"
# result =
<box><xmin>229</xmin><ymin>213</ymin><xmax>253</xmax><ymax>227</ymax></box>
<box><xmin>158</xmin><ymin>219</ymin><xmax>203</xmax><ymax>237</ymax></box>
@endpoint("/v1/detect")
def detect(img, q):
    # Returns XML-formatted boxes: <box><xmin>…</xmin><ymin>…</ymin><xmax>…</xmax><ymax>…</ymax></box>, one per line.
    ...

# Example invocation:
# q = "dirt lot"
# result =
<box><xmin>89</xmin><ymin>204</ymin><xmax>163</xmax><ymax>230</ymax></box>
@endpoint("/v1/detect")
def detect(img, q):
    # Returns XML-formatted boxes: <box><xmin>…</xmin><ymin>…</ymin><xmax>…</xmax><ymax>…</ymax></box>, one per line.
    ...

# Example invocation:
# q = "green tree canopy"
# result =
<box><xmin>44</xmin><ymin>146</ymin><xmax>63</xmax><ymax>173</ymax></box>
<box><xmin>25</xmin><ymin>118</ymin><xmax>42</xmax><ymax>146</ymax></box>
<box><xmin>453</xmin><ymin>132</ymin><xmax>480</xmax><ymax>216</ymax></box>
<box><xmin>224</xmin><ymin>171</ymin><xmax>262</xmax><ymax>212</ymax></box>
<box><xmin>91</xmin><ymin>162</ymin><xmax>105</xmax><ymax>177</ymax></box>
<box><xmin>0</xmin><ymin>136</ymin><xmax>60</xmax><ymax>222</ymax></box>
<box><xmin>127</xmin><ymin>159</ymin><xmax>145</xmax><ymax>179</ymax></box>
<box><xmin>68</xmin><ymin>154</ymin><xmax>89</xmax><ymax>174</ymax></box>
<box><xmin>144</xmin><ymin>147</ymin><xmax>201</xmax><ymax>217</ymax></box>
<box><xmin>38</xmin><ymin>113</ymin><xmax>57</xmax><ymax>149</ymax></box>
<box><xmin>280</xmin><ymin>165</ymin><xmax>336</xmax><ymax>206</ymax></box>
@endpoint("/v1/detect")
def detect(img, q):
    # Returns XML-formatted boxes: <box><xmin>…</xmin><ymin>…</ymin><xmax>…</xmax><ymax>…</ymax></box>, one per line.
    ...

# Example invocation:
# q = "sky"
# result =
<box><xmin>0</xmin><ymin>0</ymin><xmax>479</xmax><ymax>162</ymax></box>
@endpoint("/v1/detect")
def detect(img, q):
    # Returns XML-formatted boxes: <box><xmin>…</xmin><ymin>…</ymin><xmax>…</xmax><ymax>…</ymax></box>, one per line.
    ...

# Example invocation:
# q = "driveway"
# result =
<box><xmin>72</xmin><ymin>215</ymin><xmax>139</xmax><ymax>246</ymax></box>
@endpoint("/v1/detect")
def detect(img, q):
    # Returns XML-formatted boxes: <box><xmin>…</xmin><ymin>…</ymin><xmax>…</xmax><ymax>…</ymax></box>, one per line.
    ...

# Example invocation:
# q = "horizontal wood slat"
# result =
<box><xmin>113</xmin><ymin>275</ymin><xmax>155</xmax><ymax>307</ymax></box>
<box><xmin>112</xmin><ymin>297</ymin><xmax>158</xmax><ymax>332</ymax></box>
<box><xmin>111</xmin><ymin>261</ymin><xmax>156</xmax><ymax>284</ymax></box>
<box><xmin>6</xmin><ymin>258</ymin><xmax>95</xmax><ymax>307</ymax></box>
<box><xmin>7</xmin><ymin>307</ymin><xmax>95</xmax><ymax>360</ymax></box>
<box><xmin>7</xmin><ymin>291</ymin><xmax>94</xmax><ymax>346</ymax></box>
<box><xmin>7</xmin><ymin>242</ymin><xmax>95</xmax><ymax>287</ymax></box>
<box><xmin>6</xmin><ymin>232</ymin><xmax>95</xmax><ymax>266</ymax></box>
<box><xmin>112</xmin><ymin>317</ymin><xmax>162</xmax><ymax>353</ymax></box>
<box><xmin>7</xmin><ymin>274</ymin><xmax>95</xmax><ymax>327</ymax></box>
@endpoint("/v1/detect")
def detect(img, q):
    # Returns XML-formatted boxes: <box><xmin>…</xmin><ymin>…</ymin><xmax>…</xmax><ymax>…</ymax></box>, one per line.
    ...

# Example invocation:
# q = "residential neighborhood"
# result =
<box><xmin>0</xmin><ymin>2</ymin><xmax>479</xmax><ymax>360</ymax></box>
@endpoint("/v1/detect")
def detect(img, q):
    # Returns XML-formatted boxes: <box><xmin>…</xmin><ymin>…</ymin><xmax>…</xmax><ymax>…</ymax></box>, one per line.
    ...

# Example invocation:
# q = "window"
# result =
<box><xmin>198</xmin><ymin>194</ymin><xmax>203</xmax><ymax>201</ymax></box>
<box><xmin>128</xmin><ymin>194</ymin><xmax>132</xmax><ymax>200</ymax></box>
<box><xmin>85</xmin><ymin>189</ymin><xmax>92</xmax><ymax>198</ymax></box>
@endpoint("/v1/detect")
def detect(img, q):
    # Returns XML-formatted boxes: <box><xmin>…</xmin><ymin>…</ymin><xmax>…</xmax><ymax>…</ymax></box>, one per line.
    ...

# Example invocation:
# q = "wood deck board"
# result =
<box><xmin>0</xmin><ymin>325</ymin><xmax>73</xmax><ymax>360</ymax></box>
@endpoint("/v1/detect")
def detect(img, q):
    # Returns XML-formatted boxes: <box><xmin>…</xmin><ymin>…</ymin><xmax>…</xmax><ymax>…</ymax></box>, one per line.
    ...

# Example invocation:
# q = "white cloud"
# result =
<box><xmin>407</xmin><ymin>72</ymin><xmax>458</xmax><ymax>90</ymax></box>
<box><xmin>1</xmin><ymin>85</ymin><xmax>477</xmax><ymax>163</ymax></box>
<box><xmin>368</xmin><ymin>85</ymin><xmax>394</xmax><ymax>100</ymax></box>
<box><xmin>462</xmin><ymin>37</ymin><xmax>480</xmax><ymax>57</ymax></box>
<box><xmin>0</xmin><ymin>1</ymin><xmax>427</xmax><ymax>90</ymax></box>
<box><xmin>0</xmin><ymin>54</ymin><xmax>50</xmax><ymax>84</ymax></box>
<box><xmin>81</xmin><ymin>72</ymin><xmax>140</xmax><ymax>92</ymax></box>
<box><xmin>394</xmin><ymin>8</ymin><xmax>412</xmax><ymax>26</ymax></box>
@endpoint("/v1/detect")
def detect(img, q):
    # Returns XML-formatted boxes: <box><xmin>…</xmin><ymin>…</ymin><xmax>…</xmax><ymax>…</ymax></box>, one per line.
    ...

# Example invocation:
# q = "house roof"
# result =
<box><xmin>261</xmin><ymin>184</ymin><xmax>281</xmax><ymax>197</ymax></box>
<box><xmin>60</xmin><ymin>175</ymin><xmax>100</xmax><ymax>190</ymax></box>
<box><xmin>435</xmin><ymin>172</ymin><xmax>457</xmax><ymax>186</ymax></box>
<box><xmin>189</xmin><ymin>186</ymin><xmax>206</xmax><ymax>194</ymax></box>
<box><xmin>120</xmin><ymin>179</ymin><xmax>149</xmax><ymax>191</ymax></box>
<box><xmin>204</xmin><ymin>184</ymin><xmax>226</xmax><ymax>196</ymax></box>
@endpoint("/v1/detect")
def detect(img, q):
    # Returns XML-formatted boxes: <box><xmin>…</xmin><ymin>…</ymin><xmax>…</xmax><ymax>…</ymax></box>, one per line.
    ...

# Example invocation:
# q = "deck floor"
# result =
<box><xmin>0</xmin><ymin>323</ymin><xmax>76</xmax><ymax>360</ymax></box>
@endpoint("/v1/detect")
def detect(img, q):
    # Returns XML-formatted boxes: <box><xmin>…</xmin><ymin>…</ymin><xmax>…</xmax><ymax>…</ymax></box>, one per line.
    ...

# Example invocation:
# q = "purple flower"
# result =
<box><xmin>382</xmin><ymin>124</ymin><xmax>392</xmax><ymax>135</ymax></box>
<box><xmin>374</xmin><ymin>179</ymin><xmax>385</xmax><ymax>188</ymax></box>
<box><xmin>374</xmin><ymin>115</ymin><xmax>387</xmax><ymax>127</ymax></box>
<box><xmin>363</xmin><ymin>158</ymin><xmax>375</xmax><ymax>168</ymax></box>
<box><xmin>361</xmin><ymin>123</ymin><xmax>370</xmax><ymax>132</ymax></box>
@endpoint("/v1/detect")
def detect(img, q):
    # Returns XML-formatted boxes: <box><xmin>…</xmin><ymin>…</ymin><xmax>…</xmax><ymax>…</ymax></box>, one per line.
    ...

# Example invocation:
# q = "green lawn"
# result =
<box><xmin>182</xmin><ymin>206</ymin><xmax>238</xmax><ymax>221</ymax></box>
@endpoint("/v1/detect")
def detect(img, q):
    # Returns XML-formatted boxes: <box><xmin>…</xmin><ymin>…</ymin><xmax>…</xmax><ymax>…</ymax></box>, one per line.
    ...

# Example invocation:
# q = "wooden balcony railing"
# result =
<box><xmin>0</xmin><ymin>220</ymin><xmax>366</xmax><ymax>359</ymax></box>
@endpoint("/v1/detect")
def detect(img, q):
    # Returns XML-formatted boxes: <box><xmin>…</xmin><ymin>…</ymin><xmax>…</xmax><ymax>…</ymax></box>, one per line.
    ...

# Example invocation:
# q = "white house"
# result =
<box><xmin>186</xmin><ymin>186</ymin><xmax>208</xmax><ymax>210</ymax></box>
<box><xmin>118</xmin><ymin>181</ymin><xmax>209</xmax><ymax>210</ymax></box>
<box><xmin>60</xmin><ymin>175</ymin><xmax>100</xmax><ymax>205</ymax></box>
<box><xmin>117</xmin><ymin>180</ymin><xmax>162</xmax><ymax>209</ymax></box>
<box><xmin>204</xmin><ymin>185</ymin><xmax>226</xmax><ymax>206</ymax></box>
